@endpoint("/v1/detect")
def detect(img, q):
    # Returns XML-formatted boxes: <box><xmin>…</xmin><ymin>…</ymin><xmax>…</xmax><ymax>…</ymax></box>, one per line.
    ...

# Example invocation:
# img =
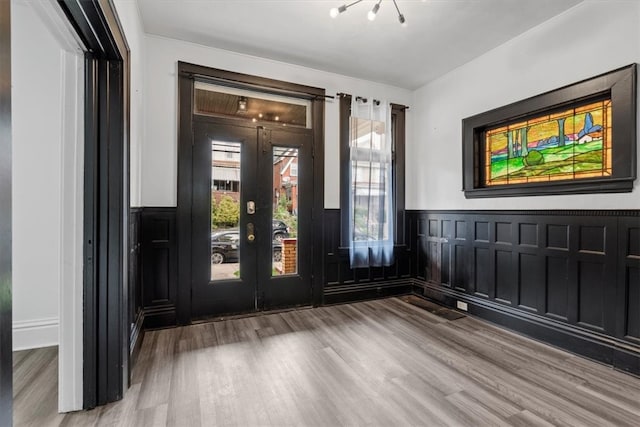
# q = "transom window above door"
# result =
<box><xmin>194</xmin><ymin>81</ymin><xmax>312</xmax><ymax>128</ymax></box>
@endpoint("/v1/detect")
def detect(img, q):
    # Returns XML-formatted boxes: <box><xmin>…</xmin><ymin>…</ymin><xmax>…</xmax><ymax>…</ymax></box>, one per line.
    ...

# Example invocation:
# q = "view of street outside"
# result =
<box><xmin>210</xmin><ymin>141</ymin><xmax>299</xmax><ymax>281</ymax></box>
<box><xmin>210</xmin><ymin>261</ymin><xmax>283</xmax><ymax>281</ymax></box>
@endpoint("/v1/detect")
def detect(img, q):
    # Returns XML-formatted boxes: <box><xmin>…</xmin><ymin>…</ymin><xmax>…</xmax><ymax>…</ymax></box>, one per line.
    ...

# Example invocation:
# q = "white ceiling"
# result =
<box><xmin>137</xmin><ymin>0</ymin><xmax>583</xmax><ymax>90</ymax></box>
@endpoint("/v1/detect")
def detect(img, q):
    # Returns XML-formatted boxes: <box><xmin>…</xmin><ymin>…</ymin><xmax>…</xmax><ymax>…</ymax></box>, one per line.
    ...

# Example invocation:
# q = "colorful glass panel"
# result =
<box><xmin>484</xmin><ymin>100</ymin><xmax>612</xmax><ymax>186</ymax></box>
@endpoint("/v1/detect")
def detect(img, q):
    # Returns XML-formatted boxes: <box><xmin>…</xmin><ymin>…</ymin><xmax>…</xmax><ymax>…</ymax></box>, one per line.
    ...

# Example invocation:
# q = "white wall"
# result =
<box><xmin>11</xmin><ymin>1</ymin><xmax>63</xmax><ymax>350</ymax></box>
<box><xmin>13</xmin><ymin>0</ymin><xmax>85</xmax><ymax>410</ymax></box>
<box><xmin>142</xmin><ymin>35</ymin><xmax>413</xmax><ymax>208</ymax></box>
<box><xmin>114</xmin><ymin>0</ymin><xmax>145</xmax><ymax>207</ymax></box>
<box><xmin>408</xmin><ymin>1</ymin><xmax>640</xmax><ymax>210</ymax></box>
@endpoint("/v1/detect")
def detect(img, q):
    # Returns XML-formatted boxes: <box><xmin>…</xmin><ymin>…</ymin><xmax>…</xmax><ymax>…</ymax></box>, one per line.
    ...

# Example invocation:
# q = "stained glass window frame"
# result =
<box><xmin>462</xmin><ymin>64</ymin><xmax>636</xmax><ymax>198</ymax></box>
<box><xmin>483</xmin><ymin>98</ymin><xmax>612</xmax><ymax>187</ymax></box>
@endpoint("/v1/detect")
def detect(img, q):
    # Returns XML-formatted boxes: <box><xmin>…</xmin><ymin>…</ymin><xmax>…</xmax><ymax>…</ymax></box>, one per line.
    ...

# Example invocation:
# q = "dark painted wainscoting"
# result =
<box><xmin>135</xmin><ymin>207</ymin><xmax>415</xmax><ymax>329</ymax></box>
<box><xmin>407</xmin><ymin>210</ymin><xmax>640</xmax><ymax>376</ymax></box>
<box><xmin>323</xmin><ymin>209</ymin><xmax>414</xmax><ymax>304</ymax></box>
<box><xmin>128</xmin><ymin>208</ymin><xmax>144</xmax><ymax>363</ymax></box>
<box><xmin>139</xmin><ymin>208</ymin><xmax>178</xmax><ymax>329</ymax></box>
<box><xmin>133</xmin><ymin>206</ymin><xmax>639</xmax><ymax>375</ymax></box>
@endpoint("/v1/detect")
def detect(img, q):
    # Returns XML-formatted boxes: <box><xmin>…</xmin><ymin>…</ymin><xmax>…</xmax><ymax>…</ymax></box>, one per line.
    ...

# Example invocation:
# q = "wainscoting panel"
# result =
<box><xmin>140</xmin><ymin>208</ymin><xmax>178</xmax><ymax>329</ymax></box>
<box><xmin>475</xmin><ymin>247</ymin><xmax>490</xmax><ymax>297</ymax></box>
<box><xmin>323</xmin><ymin>209</ymin><xmax>413</xmax><ymax>304</ymax></box>
<box><xmin>545</xmin><ymin>255</ymin><xmax>569</xmax><ymax>320</ymax></box>
<box><xmin>619</xmin><ymin>217</ymin><xmax>640</xmax><ymax>346</ymax></box>
<box><xmin>128</xmin><ymin>208</ymin><xmax>143</xmax><ymax>360</ymax></box>
<box><xmin>408</xmin><ymin>210</ymin><xmax>640</xmax><ymax>376</ymax></box>
<box><xmin>495</xmin><ymin>249</ymin><xmax>514</xmax><ymax>304</ymax></box>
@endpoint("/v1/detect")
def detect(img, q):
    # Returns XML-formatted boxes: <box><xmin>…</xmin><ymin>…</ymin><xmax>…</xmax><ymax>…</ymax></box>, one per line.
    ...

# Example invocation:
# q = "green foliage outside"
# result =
<box><xmin>210</xmin><ymin>192</ymin><xmax>298</xmax><ymax>237</ymax></box>
<box><xmin>211</xmin><ymin>195</ymin><xmax>240</xmax><ymax>229</ymax></box>
<box><xmin>353</xmin><ymin>205</ymin><xmax>369</xmax><ymax>236</ymax></box>
<box><xmin>273</xmin><ymin>195</ymin><xmax>297</xmax><ymax>237</ymax></box>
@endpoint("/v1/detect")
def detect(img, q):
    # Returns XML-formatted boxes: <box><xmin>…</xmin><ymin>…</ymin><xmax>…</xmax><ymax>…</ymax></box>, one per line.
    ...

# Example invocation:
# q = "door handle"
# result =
<box><xmin>247</xmin><ymin>223</ymin><xmax>255</xmax><ymax>242</ymax></box>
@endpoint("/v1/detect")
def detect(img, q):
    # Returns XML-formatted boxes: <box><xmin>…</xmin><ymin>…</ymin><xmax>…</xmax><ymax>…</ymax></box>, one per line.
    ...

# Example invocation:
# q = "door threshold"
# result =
<box><xmin>192</xmin><ymin>305</ymin><xmax>314</xmax><ymax>324</ymax></box>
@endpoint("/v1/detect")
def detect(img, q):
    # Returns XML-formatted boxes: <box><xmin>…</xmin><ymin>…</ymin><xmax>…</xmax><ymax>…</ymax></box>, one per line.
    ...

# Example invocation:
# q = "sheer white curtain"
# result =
<box><xmin>348</xmin><ymin>97</ymin><xmax>394</xmax><ymax>268</ymax></box>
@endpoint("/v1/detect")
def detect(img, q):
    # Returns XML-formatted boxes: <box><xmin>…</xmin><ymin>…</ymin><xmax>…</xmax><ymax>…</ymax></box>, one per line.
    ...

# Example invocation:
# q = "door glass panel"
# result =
<box><xmin>211</xmin><ymin>141</ymin><xmax>241</xmax><ymax>281</ymax></box>
<box><xmin>272</xmin><ymin>147</ymin><xmax>298</xmax><ymax>276</ymax></box>
<box><xmin>194</xmin><ymin>81</ymin><xmax>311</xmax><ymax>128</ymax></box>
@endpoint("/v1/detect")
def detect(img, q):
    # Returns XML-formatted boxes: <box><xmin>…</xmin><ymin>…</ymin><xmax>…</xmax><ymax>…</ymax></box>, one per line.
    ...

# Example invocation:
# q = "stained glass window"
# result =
<box><xmin>484</xmin><ymin>99</ymin><xmax>612</xmax><ymax>186</ymax></box>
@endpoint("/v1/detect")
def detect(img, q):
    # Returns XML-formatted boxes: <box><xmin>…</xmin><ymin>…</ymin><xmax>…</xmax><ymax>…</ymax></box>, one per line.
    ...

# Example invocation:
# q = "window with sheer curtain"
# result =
<box><xmin>339</xmin><ymin>94</ymin><xmax>406</xmax><ymax>269</ymax></box>
<box><xmin>344</xmin><ymin>96</ymin><xmax>394</xmax><ymax>268</ymax></box>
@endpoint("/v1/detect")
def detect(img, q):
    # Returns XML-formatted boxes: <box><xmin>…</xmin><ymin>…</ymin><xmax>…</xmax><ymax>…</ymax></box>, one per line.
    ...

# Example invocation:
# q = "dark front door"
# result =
<box><xmin>191</xmin><ymin>118</ymin><xmax>313</xmax><ymax>318</ymax></box>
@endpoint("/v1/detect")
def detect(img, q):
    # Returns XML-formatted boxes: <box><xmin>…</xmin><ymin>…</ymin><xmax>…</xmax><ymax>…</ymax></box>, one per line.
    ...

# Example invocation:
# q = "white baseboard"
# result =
<box><xmin>13</xmin><ymin>318</ymin><xmax>59</xmax><ymax>351</ymax></box>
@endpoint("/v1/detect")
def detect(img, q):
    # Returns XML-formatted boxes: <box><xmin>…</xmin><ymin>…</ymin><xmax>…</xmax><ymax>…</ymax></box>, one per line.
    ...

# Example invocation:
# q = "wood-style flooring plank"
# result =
<box><xmin>13</xmin><ymin>298</ymin><xmax>640</xmax><ymax>426</ymax></box>
<box><xmin>12</xmin><ymin>346</ymin><xmax>63</xmax><ymax>427</ymax></box>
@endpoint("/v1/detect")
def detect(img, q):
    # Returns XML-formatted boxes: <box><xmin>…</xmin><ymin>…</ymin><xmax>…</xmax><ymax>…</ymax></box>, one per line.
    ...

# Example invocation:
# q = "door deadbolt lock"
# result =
<box><xmin>247</xmin><ymin>223</ymin><xmax>255</xmax><ymax>242</ymax></box>
<box><xmin>247</xmin><ymin>201</ymin><xmax>255</xmax><ymax>215</ymax></box>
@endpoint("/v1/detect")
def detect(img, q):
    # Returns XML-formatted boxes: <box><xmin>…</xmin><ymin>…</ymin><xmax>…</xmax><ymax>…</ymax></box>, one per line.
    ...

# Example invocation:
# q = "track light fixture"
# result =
<box><xmin>329</xmin><ymin>0</ymin><xmax>363</xmax><ymax>19</ymax></box>
<box><xmin>392</xmin><ymin>0</ymin><xmax>406</xmax><ymax>25</ymax></box>
<box><xmin>330</xmin><ymin>0</ymin><xmax>407</xmax><ymax>26</ymax></box>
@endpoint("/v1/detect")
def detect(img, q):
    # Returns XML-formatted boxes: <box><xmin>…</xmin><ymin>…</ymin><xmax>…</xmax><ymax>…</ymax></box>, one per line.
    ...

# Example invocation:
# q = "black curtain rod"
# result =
<box><xmin>183</xmin><ymin>71</ymin><xmax>334</xmax><ymax>100</ymax></box>
<box><xmin>336</xmin><ymin>92</ymin><xmax>410</xmax><ymax>110</ymax></box>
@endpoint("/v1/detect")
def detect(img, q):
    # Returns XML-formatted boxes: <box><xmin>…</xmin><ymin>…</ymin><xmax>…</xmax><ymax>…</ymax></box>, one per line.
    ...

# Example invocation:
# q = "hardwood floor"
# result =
<box><xmin>14</xmin><ymin>298</ymin><xmax>640</xmax><ymax>426</ymax></box>
<box><xmin>13</xmin><ymin>345</ymin><xmax>60</xmax><ymax>426</ymax></box>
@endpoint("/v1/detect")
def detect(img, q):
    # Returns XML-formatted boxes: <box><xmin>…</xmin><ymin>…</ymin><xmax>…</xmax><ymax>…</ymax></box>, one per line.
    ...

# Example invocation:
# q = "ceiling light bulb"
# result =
<box><xmin>398</xmin><ymin>14</ymin><xmax>406</xmax><ymax>26</ymax></box>
<box><xmin>368</xmin><ymin>2</ymin><xmax>380</xmax><ymax>21</ymax></box>
<box><xmin>330</xmin><ymin>4</ymin><xmax>347</xmax><ymax>18</ymax></box>
<box><xmin>237</xmin><ymin>96</ymin><xmax>248</xmax><ymax>112</ymax></box>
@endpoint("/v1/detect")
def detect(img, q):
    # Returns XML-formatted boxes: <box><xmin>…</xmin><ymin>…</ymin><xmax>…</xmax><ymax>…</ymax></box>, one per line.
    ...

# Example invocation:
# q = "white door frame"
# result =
<box><xmin>28</xmin><ymin>0</ymin><xmax>85</xmax><ymax>412</ymax></box>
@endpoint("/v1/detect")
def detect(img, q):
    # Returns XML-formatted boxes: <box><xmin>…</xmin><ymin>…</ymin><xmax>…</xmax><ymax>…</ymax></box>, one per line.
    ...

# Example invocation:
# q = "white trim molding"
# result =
<box><xmin>12</xmin><ymin>318</ymin><xmax>59</xmax><ymax>351</ymax></box>
<box><xmin>57</xmin><ymin>48</ymin><xmax>84</xmax><ymax>413</ymax></box>
<box><xmin>27</xmin><ymin>0</ymin><xmax>86</xmax><ymax>413</ymax></box>
<box><xmin>28</xmin><ymin>0</ymin><xmax>85</xmax><ymax>53</ymax></box>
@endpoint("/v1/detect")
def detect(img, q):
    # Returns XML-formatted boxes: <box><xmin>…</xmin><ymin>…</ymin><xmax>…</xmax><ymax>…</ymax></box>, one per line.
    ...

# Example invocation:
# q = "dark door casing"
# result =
<box><xmin>177</xmin><ymin>62</ymin><xmax>326</xmax><ymax>324</ymax></box>
<box><xmin>58</xmin><ymin>0</ymin><xmax>131</xmax><ymax>408</ymax></box>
